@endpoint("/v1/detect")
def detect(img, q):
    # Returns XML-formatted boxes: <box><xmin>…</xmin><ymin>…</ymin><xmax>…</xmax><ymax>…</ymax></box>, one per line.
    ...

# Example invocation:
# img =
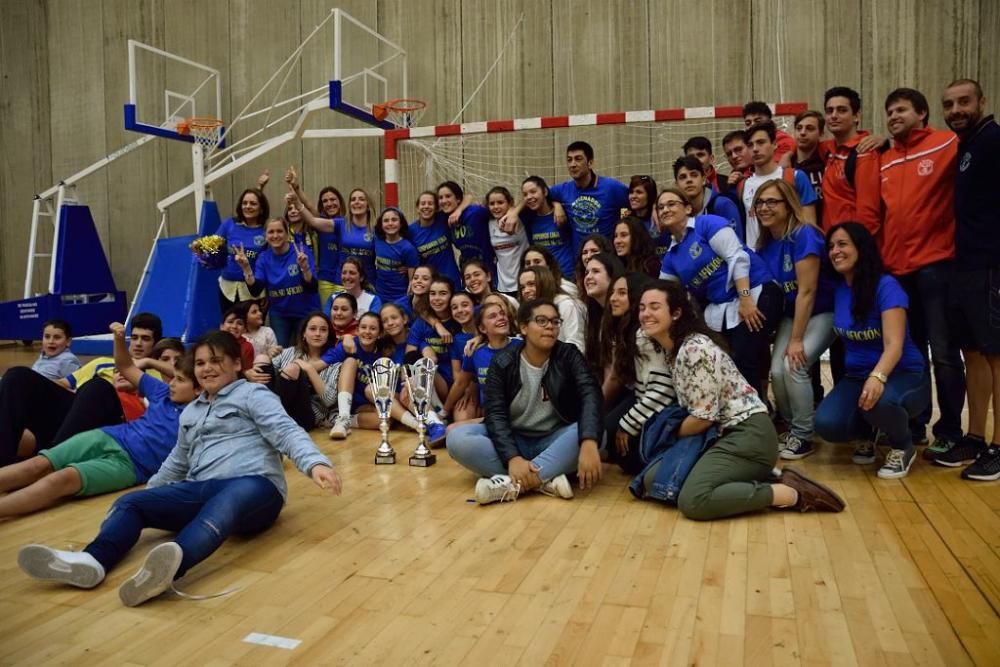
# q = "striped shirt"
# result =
<box><xmin>619</xmin><ymin>331</ymin><xmax>677</xmax><ymax>436</ymax></box>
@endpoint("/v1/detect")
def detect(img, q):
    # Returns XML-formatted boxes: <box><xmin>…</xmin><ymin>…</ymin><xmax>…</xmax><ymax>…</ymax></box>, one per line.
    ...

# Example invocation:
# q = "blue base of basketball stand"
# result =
<box><xmin>0</xmin><ymin>204</ymin><xmax>127</xmax><ymax>348</ymax></box>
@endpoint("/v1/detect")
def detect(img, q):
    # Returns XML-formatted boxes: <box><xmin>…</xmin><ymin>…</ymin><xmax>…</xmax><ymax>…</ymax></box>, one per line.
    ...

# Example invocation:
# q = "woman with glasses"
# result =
<box><xmin>656</xmin><ymin>187</ymin><xmax>781</xmax><ymax>398</ymax></box>
<box><xmin>445</xmin><ymin>299</ymin><xmax>604</xmax><ymax>505</ymax></box>
<box><xmin>753</xmin><ymin>179</ymin><xmax>837</xmax><ymax>459</ymax></box>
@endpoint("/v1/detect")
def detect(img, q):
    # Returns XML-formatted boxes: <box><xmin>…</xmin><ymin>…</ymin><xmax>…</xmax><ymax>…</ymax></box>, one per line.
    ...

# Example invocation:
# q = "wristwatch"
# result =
<box><xmin>869</xmin><ymin>371</ymin><xmax>888</xmax><ymax>384</ymax></box>
<box><xmin>738</xmin><ymin>288</ymin><xmax>751</xmax><ymax>297</ymax></box>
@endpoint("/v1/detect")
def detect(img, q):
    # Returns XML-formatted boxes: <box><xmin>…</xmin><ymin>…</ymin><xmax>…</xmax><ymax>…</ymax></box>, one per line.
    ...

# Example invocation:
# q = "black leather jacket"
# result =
<box><xmin>482</xmin><ymin>340</ymin><xmax>603</xmax><ymax>463</ymax></box>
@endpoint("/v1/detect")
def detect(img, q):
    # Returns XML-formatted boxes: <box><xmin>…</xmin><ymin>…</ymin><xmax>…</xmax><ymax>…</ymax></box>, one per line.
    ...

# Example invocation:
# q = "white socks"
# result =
<box><xmin>337</xmin><ymin>391</ymin><xmax>353</xmax><ymax>419</ymax></box>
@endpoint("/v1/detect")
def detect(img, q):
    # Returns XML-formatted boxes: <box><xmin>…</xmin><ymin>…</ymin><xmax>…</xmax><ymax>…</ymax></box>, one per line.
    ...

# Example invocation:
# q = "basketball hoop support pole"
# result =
<box><xmin>191</xmin><ymin>143</ymin><xmax>206</xmax><ymax>231</ymax></box>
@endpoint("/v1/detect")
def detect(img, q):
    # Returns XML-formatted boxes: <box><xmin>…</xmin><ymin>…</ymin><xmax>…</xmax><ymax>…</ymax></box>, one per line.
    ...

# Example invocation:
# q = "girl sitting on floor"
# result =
<box><xmin>17</xmin><ymin>330</ymin><xmax>341</xmax><ymax>607</ymax></box>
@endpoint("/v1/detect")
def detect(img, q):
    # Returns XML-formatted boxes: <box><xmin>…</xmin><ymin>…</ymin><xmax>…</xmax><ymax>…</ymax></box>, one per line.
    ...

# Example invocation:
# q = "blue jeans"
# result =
<box><xmin>268</xmin><ymin>313</ymin><xmax>301</xmax><ymax>348</ymax></box>
<box><xmin>814</xmin><ymin>372</ymin><xmax>931</xmax><ymax>450</ymax></box>
<box><xmin>84</xmin><ymin>475</ymin><xmax>284</xmax><ymax>578</ymax></box>
<box><xmin>770</xmin><ymin>313</ymin><xmax>836</xmax><ymax>440</ymax></box>
<box><xmin>895</xmin><ymin>262</ymin><xmax>966</xmax><ymax>440</ymax></box>
<box><xmin>446</xmin><ymin>423</ymin><xmax>580</xmax><ymax>481</ymax></box>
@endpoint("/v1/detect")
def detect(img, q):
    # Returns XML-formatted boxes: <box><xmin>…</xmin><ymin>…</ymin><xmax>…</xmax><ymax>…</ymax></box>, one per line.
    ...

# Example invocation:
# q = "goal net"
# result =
<box><xmin>388</xmin><ymin>106</ymin><xmax>804</xmax><ymax>208</ymax></box>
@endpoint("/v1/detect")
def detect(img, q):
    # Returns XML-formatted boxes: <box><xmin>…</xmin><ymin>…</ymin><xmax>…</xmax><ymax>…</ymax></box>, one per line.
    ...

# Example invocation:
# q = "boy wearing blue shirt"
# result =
<box><xmin>547</xmin><ymin>141</ymin><xmax>630</xmax><ymax>253</ymax></box>
<box><xmin>0</xmin><ymin>322</ymin><xmax>197</xmax><ymax>519</ymax></box>
<box><xmin>31</xmin><ymin>319</ymin><xmax>81</xmax><ymax>381</ymax></box>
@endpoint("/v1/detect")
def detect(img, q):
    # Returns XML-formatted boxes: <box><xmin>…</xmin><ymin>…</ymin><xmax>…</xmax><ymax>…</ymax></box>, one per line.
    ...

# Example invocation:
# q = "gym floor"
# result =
<box><xmin>0</xmin><ymin>343</ymin><xmax>997</xmax><ymax>665</ymax></box>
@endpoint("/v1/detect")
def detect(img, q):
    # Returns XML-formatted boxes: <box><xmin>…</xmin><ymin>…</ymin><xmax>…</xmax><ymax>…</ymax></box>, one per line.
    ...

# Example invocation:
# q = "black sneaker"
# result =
<box><xmin>932</xmin><ymin>437</ymin><xmax>986</xmax><ymax>468</ymax></box>
<box><xmin>922</xmin><ymin>437</ymin><xmax>956</xmax><ymax>460</ymax></box>
<box><xmin>962</xmin><ymin>445</ymin><xmax>1000</xmax><ymax>481</ymax></box>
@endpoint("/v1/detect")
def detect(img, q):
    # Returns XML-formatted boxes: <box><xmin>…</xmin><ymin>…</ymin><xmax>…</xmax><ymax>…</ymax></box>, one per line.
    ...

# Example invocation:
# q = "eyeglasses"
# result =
<box><xmin>657</xmin><ymin>200</ymin><xmax>686</xmax><ymax>211</ymax></box>
<box><xmin>754</xmin><ymin>198</ymin><xmax>786</xmax><ymax>210</ymax></box>
<box><xmin>531</xmin><ymin>316</ymin><xmax>563</xmax><ymax>328</ymax></box>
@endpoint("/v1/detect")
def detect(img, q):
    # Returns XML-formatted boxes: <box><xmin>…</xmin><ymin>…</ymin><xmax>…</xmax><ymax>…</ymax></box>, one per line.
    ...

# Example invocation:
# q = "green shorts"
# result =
<box><xmin>39</xmin><ymin>431</ymin><xmax>138</xmax><ymax>497</ymax></box>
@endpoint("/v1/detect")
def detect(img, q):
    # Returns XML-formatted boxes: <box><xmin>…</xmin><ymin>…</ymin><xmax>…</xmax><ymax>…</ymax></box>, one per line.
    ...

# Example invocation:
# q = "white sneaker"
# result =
<box><xmin>539</xmin><ymin>474</ymin><xmax>574</xmax><ymax>499</ymax></box>
<box><xmin>18</xmin><ymin>544</ymin><xmax>105</xmax><ymax>588</ymax></box>
<box><xmin>474</xmin><ymin>475</ymin><xmax>520</xmax><ymax>505</ymax></box>
<box><xmin>329</xmin><ymin>416</ymin><xmax>351</xmax><ymax>440</ymax></box>
<box><xmin>118</xmin><ymin>542</ymin><xmax>183</xmax><ymax>607</ymax></box>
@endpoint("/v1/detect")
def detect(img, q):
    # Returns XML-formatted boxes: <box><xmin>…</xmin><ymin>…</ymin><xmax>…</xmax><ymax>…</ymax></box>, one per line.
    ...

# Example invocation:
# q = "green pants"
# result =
<box><xmin>39</xmin><ymin>430</ymin><xmax>137</xmax><ymax>497</ymax></box>
<box><xmin>677</xmin><ymin>412</ymin><xmax>779</xmax><ymax>521</ymax></box>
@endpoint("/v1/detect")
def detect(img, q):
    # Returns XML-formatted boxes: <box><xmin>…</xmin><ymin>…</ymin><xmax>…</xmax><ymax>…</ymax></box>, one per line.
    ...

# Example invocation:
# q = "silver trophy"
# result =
<box><xmin>368</xmin><ymin>357</ymin><xmax>400</xmax><ymax>465</ymax></box>
<box><xmin>402</xmin><ymin>357</ymin><xmax>438</xmax><ymax>467</ymax></box>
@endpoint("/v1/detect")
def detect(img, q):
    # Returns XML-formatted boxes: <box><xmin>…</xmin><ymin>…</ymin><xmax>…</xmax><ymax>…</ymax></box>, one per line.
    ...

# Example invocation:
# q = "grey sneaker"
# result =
<box><xmin>329</xmin><ymin>415</ymin><xmax>351</xmax><ymax>440</ymax></box>
<box><xmin>118</xmin><ymin>542</ymin><xmax>183</xmax><ymax>607</ymax></box>
<box><xmin>877</xmin><ymin>448</ymin><xmax>916</xmax><ymax>479</ymax></box>
<box><xmin>852</xmin><ymin>439</ymin><xmax>877</xmax><ymax>465</ymax></box>
<box><xmin>18</xmin><ymin>545</ymin><xmax>105</xmax><ymax>589</ymax></box>
<box><xmin>932</xmin><ymin>437</ymin><xmax>985</xmax><ymax>468</ymax></box>
<box><xmin>474</xmin><ymin>475</ymin><xmax>520</xmax><ymax>505</ymax></box>
<box><xmin>923</xmin><ymin>437</ymin><xmax>956</xmax><ymax>460</ymax></box>
<box><xmin>539</xmin><ymin>474</ymin><xmax>574</xmax><ymax>499</ymax></box>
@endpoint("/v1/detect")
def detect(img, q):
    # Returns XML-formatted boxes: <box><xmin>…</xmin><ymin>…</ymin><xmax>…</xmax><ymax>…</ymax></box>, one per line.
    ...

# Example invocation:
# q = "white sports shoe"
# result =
<box><xmin>18</xmin><ymin>544</ymin><xmax>105</xmax><ymax>589</ymax></box>
<box><xmin>329</xmin><ymin>415</ymin><xmax>351</xmax><ymax>440</ymax></box>
<box><xmin>539</xmin><ymin>474</ymin><xmax>574</xmax><ymax>499</ymax></box>
<box><xmin>474</xmin><ymin>475</ymin><xmax>521</xmax><ymax>505</ymax></box>
<box><xmin>118</xmin><ymin>542</ymin><xmax>183</xmax><ymax>607</ymax></box>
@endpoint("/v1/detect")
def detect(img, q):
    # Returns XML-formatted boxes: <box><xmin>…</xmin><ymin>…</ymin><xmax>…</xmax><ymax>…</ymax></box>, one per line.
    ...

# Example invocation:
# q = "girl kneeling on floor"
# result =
<box><xmin>17</xmin><ymin>330</ymin><xmax>341</xmax><ymax>607</ymax></box>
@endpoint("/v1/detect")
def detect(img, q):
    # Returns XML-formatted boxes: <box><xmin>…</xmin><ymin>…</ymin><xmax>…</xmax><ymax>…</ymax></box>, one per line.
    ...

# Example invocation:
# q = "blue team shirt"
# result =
<box><xmin>101</xmin><ymin>374</ymin><xmax>186</xmax><ymax>483</ymax></box>
<box><xmin>659</xmin><ymin>214</ymin><xmax>773</xmax><ymax>305</ymax></box>
<box><xmin>217</xmin><ymin>218</ymin><xmax>267</xmax><ymax>280</ymax></box>
<box><xmin>374</xmin><ymin>237</ymin><xmax>420</xmax><ymax>304</ymax></box>
<box><xmin>442</xmin><ymin>204</ymin><xmax>494</xmax><ymax>270</ymax></box>
<box><xmin>409</xmin><ymin>218</ymin><xmax>460</xmax><ymax>283</ymax></box>
<box><xmin>252</xmin><ymin>245</ymin><xmax>321</xmax><ymax>317</ymax></box>
<box><xmin>706</xmin><ymin>190</ymin><xmax>743</xmax><ymax>234</ymax></box>
<box><xmin>461</xmin><ymin>339</ymin><xmax>516</xmax><ymax>403</ymax></box>
<box><xmin>407</xmin><ymin>317</ymin><xmax>461</xmax><ymax>384</ymax></box>
<box><xmin>549</xmin><ymin>176</ymin><xmax>630</xmax><ymax>252</ymax></box>
<box><xmin>758</xmin><ymin>225</ymin><xmax>836</xmax><ymax>317</ymax></box>
<box><xmin>313</xmin><ymin>221</ymin><xmax>343</xmax><ymax>284</ymax></box>
<box><xmin>523</xmin><ymin>210</ymin><xmax>576</xmax><ymax>278</ymax></box>
<box><xmin>645</xmin><ymin>219</ymin><xmax>672</xmax><ymax>259</ymax></box>
<box><xmin>337</xmin><ymin>219</ymin><xmax>377</xmax><ymax>287</ymax></box>
<box><xmin>833</xmin><ymin>275</ymin><xmax>925</xmax><ymax>376</ymax></box>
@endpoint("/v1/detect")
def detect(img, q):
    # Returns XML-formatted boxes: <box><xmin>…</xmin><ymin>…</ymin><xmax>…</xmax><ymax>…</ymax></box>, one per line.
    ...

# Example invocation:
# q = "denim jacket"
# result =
<box><xmin>628</xmin><ymin>403</ymin><xmax>716</xmax><ymax>504</ymax></box>
<box><xmin>148</xmin><ymin>379</ymin><xmax>331</xmax><ymax>500</ymax></box>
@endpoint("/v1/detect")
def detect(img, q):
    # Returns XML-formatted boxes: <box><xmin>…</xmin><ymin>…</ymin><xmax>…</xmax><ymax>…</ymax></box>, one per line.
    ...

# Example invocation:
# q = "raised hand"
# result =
<box><xmin>257</xmin><ymin>169</ymin><xmax>270</xmax><ymax>190</ymax></box>
<box><xmin>109</xmin><ymin>321</ymin><xmax>126</xmax><ymax>339</ymax></box>
<box><xmin>285</xmin><ymin>165</ymin><xmax>299</xmax><ymax>188</ymax></box>
<box><xmin>234</xmin><ymin>242</ymin><xmax>250</xmax><ymax>271</ymax></box>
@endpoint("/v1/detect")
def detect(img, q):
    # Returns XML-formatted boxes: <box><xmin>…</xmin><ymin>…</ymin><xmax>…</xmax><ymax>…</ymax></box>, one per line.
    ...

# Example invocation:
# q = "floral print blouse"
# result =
<box><xmin>672</xmin><ymin>333</ymin><xmax>766</xmax><ymax>430</ymax></box>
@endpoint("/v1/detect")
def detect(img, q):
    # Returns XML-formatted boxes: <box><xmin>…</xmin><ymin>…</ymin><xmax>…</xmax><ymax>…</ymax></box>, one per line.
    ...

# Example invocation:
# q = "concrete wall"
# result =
<box><xmin>0</xmin><ymin>0</ymin><xmax>996</xmax><ymax>306</ymax></box>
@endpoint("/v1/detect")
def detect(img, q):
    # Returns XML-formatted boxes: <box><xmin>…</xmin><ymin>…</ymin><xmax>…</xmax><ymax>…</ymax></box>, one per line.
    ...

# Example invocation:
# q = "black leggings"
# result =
<box><xmin>723</xmin><ymin>282</ymin><xmax>784</xmax><ymax>398</ymax></box>
<box><xmin>0</xmin><ymin>368</ymin><xmax>124</xmax><ymax>465</ymax></box>
<box><xmin>264</xmin><ymin>365</ymin><xmax>315</xmax><ymax>430</ymax></box>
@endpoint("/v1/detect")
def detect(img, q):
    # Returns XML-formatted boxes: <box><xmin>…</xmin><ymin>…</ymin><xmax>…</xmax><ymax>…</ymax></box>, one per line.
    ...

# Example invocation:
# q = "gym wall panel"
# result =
<box><xmin>977</xmin><ymin>0</ymin><xmax>1000</xmax><ymax>110</ymax></box>
<box><xmin>101</xmin><ymin>0</ymin><xmax>170</xmax><ymax>297</ymax></box>
<box><xmin>45</xmin><ymin>0</ymin><xmax>111</xmax><ymax>275</ymax></box>
<box><xmin>751</xmin><ymin>0</ymin><xmax>863</xmax><ymax>122</ymax></box>
<box><xmin>0</xmin><ymin>0</ymin><xmax>52</xmax><ymax>300</ymax></box>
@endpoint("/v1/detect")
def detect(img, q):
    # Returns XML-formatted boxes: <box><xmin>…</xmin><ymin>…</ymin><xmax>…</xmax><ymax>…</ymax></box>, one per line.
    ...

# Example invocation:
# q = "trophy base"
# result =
<box><xmin>375</xmin><ymin>452</ymin><xmax>396</xmax><ymax>465</ymax></box>
<box><xmin>409</xmin><ymin>453</ymin><xmax>437</xmax><ymax>467</ymax></box>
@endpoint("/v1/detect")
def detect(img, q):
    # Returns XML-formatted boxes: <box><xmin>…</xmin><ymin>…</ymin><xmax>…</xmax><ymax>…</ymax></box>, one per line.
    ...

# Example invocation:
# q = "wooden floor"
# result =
<box><xmin>0</xmin><ymin>345</ymin><xmax>998</xmax><ymax>666</ymax></box>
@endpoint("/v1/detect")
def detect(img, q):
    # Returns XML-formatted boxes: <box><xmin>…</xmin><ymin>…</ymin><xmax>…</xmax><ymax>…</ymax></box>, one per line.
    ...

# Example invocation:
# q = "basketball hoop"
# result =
<box><xmin>177</xmin><ymin>117</ymin><xmax>224</xmax><ymax>150</ymax></box>
<box><xmin>372</xmin><ymin>99</ymin><xmax>427</xmax><ymax>128</ymax></box>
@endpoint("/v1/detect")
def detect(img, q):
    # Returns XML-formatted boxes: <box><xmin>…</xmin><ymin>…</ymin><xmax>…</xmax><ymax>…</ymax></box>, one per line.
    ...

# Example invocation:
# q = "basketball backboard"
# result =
<box><xmin>124</xmin><ymin>40</ymin><xmax>224</xmax><ymax>145</ymax></box>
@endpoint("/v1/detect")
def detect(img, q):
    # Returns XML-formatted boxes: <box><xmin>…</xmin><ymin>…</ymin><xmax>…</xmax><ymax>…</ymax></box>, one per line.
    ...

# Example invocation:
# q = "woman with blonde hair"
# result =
<box><xmin>752</xmin><ymin>179</ymin><xmax>836</xmax><ymax>460</ymax></box>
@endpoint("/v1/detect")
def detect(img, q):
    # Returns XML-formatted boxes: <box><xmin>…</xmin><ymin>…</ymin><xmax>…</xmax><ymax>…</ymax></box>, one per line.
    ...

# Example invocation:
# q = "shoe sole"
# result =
<box><xmin>118</xmin><ymin>543</ymin><xmax>183</xmax><ymax>607</ymax></box>
<box><xmin>779</xmin><ymin>448</ymin><xmax>815</xmax><ymax>461</ymax></box>
<box><xmin>877</xmin><ymin>459</ymin><xmax>916</xmax><ymax>479</ymax></box>
<box><xmin>780</xmin><ymin>468</ymin><xmax>845</xmax><ymax>512</ymax></box>
<box><xmin>329</xmin><ymin>429</ymin><xmax>349</xmax><ymax>440</ymax></box>
<box><xmin>963</xmin><ymin>471</ymin><xmax>1000</xmax><ymax>481</ymax></box>
<box><xmin>931</xmin><ymin>456</ymin><xmax>977</xmax><ymax>468</ymax></box>
<box><xmin>17</xmin><ymin>545</ymin><xmax>103</xmax><ymax>589</ymax></box>
<box><xmin>852</xmin><ymin>454</ymin><xmax>876</xmax><ymax>465</ymax></box>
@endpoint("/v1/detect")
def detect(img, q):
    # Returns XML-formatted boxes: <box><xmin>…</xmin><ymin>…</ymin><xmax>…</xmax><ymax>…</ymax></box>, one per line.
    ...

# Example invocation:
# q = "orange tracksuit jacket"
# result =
<box><xmin>819</xmin><ymin>131</ymin><xmax>882</xmax><ymax>233</ymax></box>
<box><xmin>858</xmin><ymin>126</ymin><xmax>957</xmax><ymax>276</ymax></box>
